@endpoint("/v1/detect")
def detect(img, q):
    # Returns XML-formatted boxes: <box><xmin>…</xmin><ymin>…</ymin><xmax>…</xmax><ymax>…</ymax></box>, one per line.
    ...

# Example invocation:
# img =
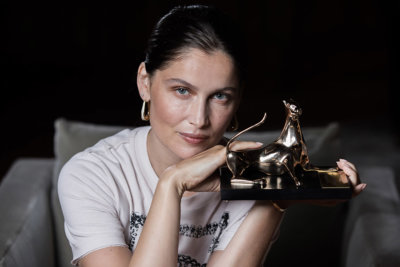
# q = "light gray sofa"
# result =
<box><xmin>1</xmin><ymin>118</ymin><xmax>399</xmax><ymax>267</ymax></box>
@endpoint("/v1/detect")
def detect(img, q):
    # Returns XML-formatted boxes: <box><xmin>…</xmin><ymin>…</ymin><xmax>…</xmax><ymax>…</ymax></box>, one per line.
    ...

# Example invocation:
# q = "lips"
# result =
<box><xmin>179</xmin><ymin>132</ymin><xmax>209</xmax><ymax>144</ymax></box>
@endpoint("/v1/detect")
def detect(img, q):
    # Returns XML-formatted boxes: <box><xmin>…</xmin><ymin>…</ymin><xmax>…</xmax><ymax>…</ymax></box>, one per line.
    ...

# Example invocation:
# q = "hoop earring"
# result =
<box><xmin>141</xmin><ymin>101</ymin><xmax>150</xmax><ymax>121</ymax></box>
<box><xmin>230</xmin><ymin>115</ymin><xmax>239</xmax><ymax>131</ymax></box>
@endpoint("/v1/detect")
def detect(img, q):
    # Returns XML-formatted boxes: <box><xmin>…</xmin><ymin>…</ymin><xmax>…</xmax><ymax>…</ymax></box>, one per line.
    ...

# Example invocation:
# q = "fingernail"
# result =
<box><xmin>256</xmin><ymin>142</ymin><xmax>263</xmax><ymax>146</ymax></box>
<box><xmin>362</xmin><ymin>184</ymin><xmax>367</xmax><ymax>190</ymax></box>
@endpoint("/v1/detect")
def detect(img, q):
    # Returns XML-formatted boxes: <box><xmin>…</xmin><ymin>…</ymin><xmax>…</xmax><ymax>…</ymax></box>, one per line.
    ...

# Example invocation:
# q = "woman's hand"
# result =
<box><xmin>131</xmin><ymin>141</ymin><xmax>263</xmax><ymax>267</ymax></box>
<box><xmin>276</xmin><ymin>158</ymin><xmax>367</xmax><ymax>208</ymax></box>
<box><xmin>161</xmin><ymin>141</ymin><xmax>264</xmax><ymax>197</ymax></box>
<box><xmin>336</xmin><ymin>158</ymin><xmax>366</xmax><ymax>197</ymax></box>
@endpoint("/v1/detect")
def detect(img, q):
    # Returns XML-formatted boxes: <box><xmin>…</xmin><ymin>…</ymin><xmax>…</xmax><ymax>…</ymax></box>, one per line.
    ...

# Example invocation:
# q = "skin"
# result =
<box><xmin>79</xmin><ymin>48</ymin><xmax>366</xmax><ymax>267</ymax></box>
<box><xmin>141</xmin><ymin>48</ymin><xmax>241</xmax><ymax>179</ymax></box>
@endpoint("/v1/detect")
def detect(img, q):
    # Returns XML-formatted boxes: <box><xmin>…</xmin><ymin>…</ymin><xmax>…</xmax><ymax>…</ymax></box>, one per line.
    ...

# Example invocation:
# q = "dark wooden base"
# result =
<box><xmin>220</xmin><ymin>166</ymin><xmax>352</xmax><ymax>200</ymax></box>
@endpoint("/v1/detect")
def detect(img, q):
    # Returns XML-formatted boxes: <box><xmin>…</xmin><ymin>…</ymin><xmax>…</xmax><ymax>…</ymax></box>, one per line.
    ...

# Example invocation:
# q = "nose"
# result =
<box><xmin>188</xmin><ymin>99</ymin><xmax>210</xmax><ymax>128</ymax></box>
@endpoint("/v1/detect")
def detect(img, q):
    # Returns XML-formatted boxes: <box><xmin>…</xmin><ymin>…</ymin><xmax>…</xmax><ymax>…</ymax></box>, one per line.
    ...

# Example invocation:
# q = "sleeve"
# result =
<box><xmin>58</xmin><ymin>154</ymin><xmax>128</xmax><ymax>265</ymax></box>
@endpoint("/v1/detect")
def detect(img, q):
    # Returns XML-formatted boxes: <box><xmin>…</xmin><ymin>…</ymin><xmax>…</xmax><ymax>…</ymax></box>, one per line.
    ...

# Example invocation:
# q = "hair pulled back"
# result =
<box><xmin>144</xmin><ymin>5</ymin><xmax>246</xmax><ymax>84</ymax></box>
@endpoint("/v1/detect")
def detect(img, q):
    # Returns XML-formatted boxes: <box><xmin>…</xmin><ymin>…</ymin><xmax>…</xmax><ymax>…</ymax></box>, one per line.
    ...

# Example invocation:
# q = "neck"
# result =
<box><xmin>146</xmin><ymin>129</ymin><xmax>182</xmax><ymax>178</ymax></box>
<box><xmin>146</xmin><ymin>129</ymin><xmax>197</xmax><ymax>198</ymax></box>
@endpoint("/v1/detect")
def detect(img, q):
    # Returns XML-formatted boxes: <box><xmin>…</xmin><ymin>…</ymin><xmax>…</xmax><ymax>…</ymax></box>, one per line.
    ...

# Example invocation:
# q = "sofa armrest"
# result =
<box><xmin>346</xmin><ymin>213</ymin><xmax>400</xmax><ymax>267</ymax></box>
<box><xmin>343</xmin><ymin>166</ymin><xmax>400</xmax><ymax>267</ymax></box>
<box><xmin>0</xmin><ymin>158</ymin><xmax>55</xmax><ymax>267</ymax></box>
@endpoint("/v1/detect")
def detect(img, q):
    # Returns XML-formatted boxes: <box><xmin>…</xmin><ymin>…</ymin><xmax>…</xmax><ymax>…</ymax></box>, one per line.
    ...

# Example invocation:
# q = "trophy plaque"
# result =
<box><xmin>220</xmin><ymin>99</ymin><xmax>352</xmax><ymax>200</ymax></box>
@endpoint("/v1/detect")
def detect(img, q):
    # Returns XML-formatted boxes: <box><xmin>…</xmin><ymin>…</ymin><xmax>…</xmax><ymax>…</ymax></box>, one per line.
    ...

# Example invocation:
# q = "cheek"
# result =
<box><xmin>210</xmin><ymin>106</ymin><xmax>235</xmax><ymax>130</ymax></box>
<box><xmin>151</xmin><ymin>93</ymin><xmax>185</xmax><ymax>126</ymax></box>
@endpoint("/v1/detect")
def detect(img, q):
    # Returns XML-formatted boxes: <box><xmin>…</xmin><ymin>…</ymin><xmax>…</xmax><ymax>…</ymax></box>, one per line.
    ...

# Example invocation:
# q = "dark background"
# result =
<box><xmin>1</xmin><ymin>0</ymin><xmax>399</xmax><ymax>179</ymax></box>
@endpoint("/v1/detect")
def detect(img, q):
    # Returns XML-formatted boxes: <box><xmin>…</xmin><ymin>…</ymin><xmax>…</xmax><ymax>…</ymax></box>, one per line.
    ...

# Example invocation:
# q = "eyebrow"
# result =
<box><xmin>165</xmin><ymin>78</ymin><xmax>238</xmax><ymax>93</ymax></box>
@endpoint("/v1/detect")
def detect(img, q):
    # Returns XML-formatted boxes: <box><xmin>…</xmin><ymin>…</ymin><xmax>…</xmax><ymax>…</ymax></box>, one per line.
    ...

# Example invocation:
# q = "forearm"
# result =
<box><xmin>208</xmin><ymin>201</ymin><xmax>284</xmax><ymax>267</ymax></box>
<box><xmin>130</xmin><ymin>177</ymin><xmax>182</xmax><ymax>267</ymax></box>
<box><xmin>129</xmin><ymin>145</ymin><xmax>225</xmax><ymax>266</ymax></box>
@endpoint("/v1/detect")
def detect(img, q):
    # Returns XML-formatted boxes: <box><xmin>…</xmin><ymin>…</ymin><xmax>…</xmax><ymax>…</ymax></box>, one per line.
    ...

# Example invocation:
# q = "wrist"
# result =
<box><xmin>159</xmin><ymin>167</ymin><xmax>185</xmax><ymax>199</ymax></box>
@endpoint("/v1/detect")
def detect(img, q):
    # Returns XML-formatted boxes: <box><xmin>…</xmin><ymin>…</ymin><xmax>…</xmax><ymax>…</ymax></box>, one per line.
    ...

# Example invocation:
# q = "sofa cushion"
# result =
<box><xmin>0</xmin><ymin>159</ymin><xmax>55</xmax><ymax>267</ymax></box>
<box><xmin>53</xmin><ymin>118</ymin><xmax>128</xmax><ymax>179</ymax></box>
<box><xmin>346</xmin><ymin>213</ymin><xmax>400</xmax><ymax>267</ymax></box>
<box><xmin>341</xmin><ymin>166</ymin><xmax>400</xmax><ymax>266</ymax></box>
<box><xmin>53</xmin><ymin>118</ymin><xmax>128</xmax><ymax>267</ymax></box>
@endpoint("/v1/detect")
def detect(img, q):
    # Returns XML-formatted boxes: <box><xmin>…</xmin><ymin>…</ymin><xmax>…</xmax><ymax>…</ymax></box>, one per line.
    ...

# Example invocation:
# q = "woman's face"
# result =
<box><xmin>138</xmin><ymin>48</ymin><xmax>240</xmax><ymax>160</ymax></box>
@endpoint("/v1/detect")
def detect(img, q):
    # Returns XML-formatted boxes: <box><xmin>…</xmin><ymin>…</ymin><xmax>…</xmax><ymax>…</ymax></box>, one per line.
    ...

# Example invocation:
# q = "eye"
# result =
<box><xmin>214</xmin><ymin>92</ymin><xmax>231</xmax><ymax>103</ymax></box>
<box><xmin>214</xmin><ymin>92</ymin><xmax>228</xmax><ymax>100</ymax></box>
<box><xmin>176</xmin><ymin>87</ymin><xmax>189</xmax><ymax>95</ymax></box>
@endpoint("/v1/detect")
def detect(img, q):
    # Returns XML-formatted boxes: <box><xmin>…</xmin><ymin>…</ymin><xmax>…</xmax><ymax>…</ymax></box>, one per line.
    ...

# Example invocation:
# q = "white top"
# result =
<box><xmin>58</xmin><ymin>126</ymin><xmax>256</xmax><ymax>266</ymax></box>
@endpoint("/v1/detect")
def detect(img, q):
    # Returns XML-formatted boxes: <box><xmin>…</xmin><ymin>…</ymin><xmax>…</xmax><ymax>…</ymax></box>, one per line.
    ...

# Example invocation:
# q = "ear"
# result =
<box><xmin>137</xmin><ymin>62</ymin><xmax>151</xmax><ymax>101</ymax></box>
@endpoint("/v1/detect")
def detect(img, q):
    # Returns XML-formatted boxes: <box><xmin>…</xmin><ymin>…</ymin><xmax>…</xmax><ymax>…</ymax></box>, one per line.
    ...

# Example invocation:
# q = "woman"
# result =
<box><xmin>58</xmin><ymin>5</ymin><xmax>366</xmax><ymax>267</ymax></box>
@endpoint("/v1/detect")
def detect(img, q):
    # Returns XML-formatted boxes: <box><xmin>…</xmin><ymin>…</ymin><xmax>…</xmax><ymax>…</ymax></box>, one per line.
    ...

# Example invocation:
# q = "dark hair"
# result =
<box><xmin>144</xmin><ymin>5</ymin><xmax>247</xmax><ymax>84</ymax></box>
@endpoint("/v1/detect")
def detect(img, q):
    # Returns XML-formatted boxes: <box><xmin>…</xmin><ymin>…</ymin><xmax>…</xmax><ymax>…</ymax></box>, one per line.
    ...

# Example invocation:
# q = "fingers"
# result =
<box><xmin>182</xmin><ymin>145</ymin><xmax>226</xmax><ymax>172</ymax></box>
<box><xmin>339</xmin><ymin>158</ymin><xmax>358</xmax><ymax>174</ymax></box>
<box><xmin>193</xmin><ymin>140</ymin><xmax>263</xmax><ymax>167</ymax></box>
<box><xmin>229</xmin><ymin>141</ymin><xmax>264</xmax><ymax>151</ymax></box>
<box><xmin>336</xmin><ymin>159</ymin><xmax>360</xmax><ymax>184</ymax></box>
<box><xmin>352</xmin><ymin>183</ymin><xmax>367</xmax><ymax>197</ymax></box>
<box><xmin>336</xmin><ymin>158</ymin><xmax>367</xmax><ymax>197</ymax></box>
<box><xmin>194</xmin><ymin>171</ymin><xmax>221</xmax><ymax>192</ymax></box>
<box><xmin>169</xmin><ymin>145</ymin><xmax>226</xmax><ymax>188</ymax></box>
<box><xmin>174</xmin><ymin>141</ymin><xmax>263</xmax><ymax>193</ymax></box>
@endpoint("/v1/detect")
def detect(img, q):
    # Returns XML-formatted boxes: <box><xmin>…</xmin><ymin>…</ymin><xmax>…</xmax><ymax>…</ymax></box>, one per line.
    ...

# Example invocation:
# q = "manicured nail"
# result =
<box><xmin>362</xmin><ymin>184</ymin><xmax>367</xmax><ymax>190</ymax></box>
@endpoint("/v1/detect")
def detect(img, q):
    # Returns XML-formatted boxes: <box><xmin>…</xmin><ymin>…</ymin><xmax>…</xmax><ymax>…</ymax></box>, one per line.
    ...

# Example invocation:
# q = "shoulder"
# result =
<box><xmin>85</xmin><ymin>126</ymin><xmax>150</xmax><ymax>156</ymax></box>
<box><xmin>61</xmin><ymin>126</ymin><xmax>150</xmax><ymax>169</ymax></box>
<box><xmin>58</xmin><ymin>126</ymin><xmax>151</xmax><ymax>196</ymax></box>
